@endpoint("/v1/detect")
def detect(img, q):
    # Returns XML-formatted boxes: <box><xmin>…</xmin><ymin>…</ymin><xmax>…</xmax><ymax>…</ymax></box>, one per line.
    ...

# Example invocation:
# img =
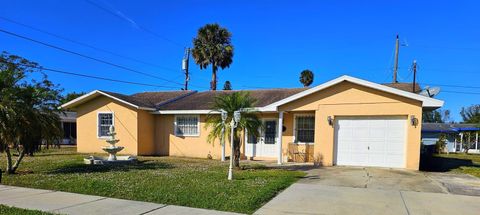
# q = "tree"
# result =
<box><xmin>0</xmin><ymin>52</ymin><xmax>63</xmax><ymax>180</ymax></box>
<box><xmin>422</xmin><ymin>109</ymin><xmax>450</xmax><ymax>123</ymax></box>
<box><xmin>223</xmin><ymin>81</ymin><xmax>232</xmax><ymax>90</ymax></box>
<box><xmin>205</xmin><ymin>92</ymin><xmax>262</xmax><ymax>168</ymax></box>
<box><xmin>299</xmin><ymin>69</ymin><xmax>314</xmax><ymax>87</ymax></box>
<box><xmin>435</xmin><ymin>133</ymin><xmax>447</xmax><ymax>153</ymax></box>
<box><xmin>60</xmin><ymin>91</ymin><xmax>85</xmax><ymax>104</ymax></box>
<box><xmin>192</xmin><ymin>23</ymin><xmax>234</xmax><ymax>91</ymax></box>
<box><xmin>460</xmin><ymin>105</ymin><xmax>480</xmax><ymax>123</ymax></box>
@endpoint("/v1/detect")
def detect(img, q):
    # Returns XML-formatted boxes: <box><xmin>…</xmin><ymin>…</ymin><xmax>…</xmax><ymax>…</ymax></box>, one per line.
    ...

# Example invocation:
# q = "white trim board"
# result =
<box><xmin>262</xmin><ymin>75</ymin><xmax>444</xmax><ymax>111</ymax></box>
<box><xmin>60</xmin><ymin>90</ymin><xmax>155</xmax><ymax>111</ymax></box>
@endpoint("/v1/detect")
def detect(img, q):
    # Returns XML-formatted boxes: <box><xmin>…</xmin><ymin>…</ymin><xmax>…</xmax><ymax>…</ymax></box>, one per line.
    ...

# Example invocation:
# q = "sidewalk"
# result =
<box><xmin>0</xmin><ymin>185</ymin><xmax>242</xmax><ymax>215</ymax></box>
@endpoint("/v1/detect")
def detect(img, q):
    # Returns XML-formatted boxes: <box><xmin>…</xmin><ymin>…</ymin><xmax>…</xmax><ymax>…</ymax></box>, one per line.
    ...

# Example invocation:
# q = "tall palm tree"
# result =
<box><xmin>192</xmin><ymin>23</ymin><xmax>234</xmax><ymax>91</ymax></box>
<box><xmin>205</xmin><ymin>92</ymin><xmax>262</xmax><ymax>168</ymax></box>
<box><xmin>300</xmin><ymin>69</ymin><xmax>314</xmax><ymax>87</ymax></box>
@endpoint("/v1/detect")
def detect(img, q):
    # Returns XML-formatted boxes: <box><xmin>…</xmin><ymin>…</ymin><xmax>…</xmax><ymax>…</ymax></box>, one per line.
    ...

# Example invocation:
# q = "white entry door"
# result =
<box><xmin>245</xmin><ymin>119</ymin><xmax>277</xmax><ymax>158</ymax></box>
<box><xmin>335</xmin><ymin>116</ymin><xmax>406</xmax><ymax>168</ymax></box>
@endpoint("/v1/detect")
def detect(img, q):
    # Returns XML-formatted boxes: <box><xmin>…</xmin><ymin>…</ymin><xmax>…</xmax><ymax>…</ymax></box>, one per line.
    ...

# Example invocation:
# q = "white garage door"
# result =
<box><xmin>335</xmin><ymin>116</ymin><xmax>407</xmax><ymax>168</ymax></box>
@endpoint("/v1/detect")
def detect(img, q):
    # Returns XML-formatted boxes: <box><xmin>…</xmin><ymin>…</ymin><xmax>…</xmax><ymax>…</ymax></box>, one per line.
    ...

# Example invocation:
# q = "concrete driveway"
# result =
<box><xmin>255</xmin><ymin>167</ymin><xmax>480</xmax><ymax>215</ymax></box>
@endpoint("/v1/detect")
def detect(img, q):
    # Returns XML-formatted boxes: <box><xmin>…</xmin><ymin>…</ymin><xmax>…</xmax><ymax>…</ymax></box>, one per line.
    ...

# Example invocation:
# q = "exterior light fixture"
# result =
<box><xmin>234</xmin><ymin>111</ymin><xmax>241</xmax><ymax>126</ymax></box>
<box><xmin>327</xmin><ymin>116</ymin><xmax>333</xmax><ymax>126</ymax></box>
<box><xmin>410</xmin><ymin>115</ymin><xmax>418</xmax><ymax>126</ymax></box>
<box><xmin>221</xmin><ymin>110</ymin><xmax>228</xmax><ymax>122</ymax></box>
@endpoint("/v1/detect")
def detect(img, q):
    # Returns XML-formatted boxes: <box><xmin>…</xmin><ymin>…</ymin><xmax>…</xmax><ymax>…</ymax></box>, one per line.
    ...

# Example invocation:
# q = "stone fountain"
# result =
<box><xmin>84</xmin><ymin>125</ymin><xmax>137</xmax><ymax>165</ymax></box>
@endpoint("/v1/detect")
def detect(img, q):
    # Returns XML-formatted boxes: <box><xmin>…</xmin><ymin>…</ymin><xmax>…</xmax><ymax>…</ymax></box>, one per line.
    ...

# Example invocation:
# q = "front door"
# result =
<box><xmin>246</xmin><ymin>119</ymin><xmax>277</xmax><ymax>158</ymax></box>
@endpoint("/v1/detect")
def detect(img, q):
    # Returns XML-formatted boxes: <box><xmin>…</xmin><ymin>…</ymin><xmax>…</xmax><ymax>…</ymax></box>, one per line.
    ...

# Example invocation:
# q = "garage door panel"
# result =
<box><xmin>335</xmin><ymin>117</ymin><xmax>406</xmax><ymax>168</ymax></box>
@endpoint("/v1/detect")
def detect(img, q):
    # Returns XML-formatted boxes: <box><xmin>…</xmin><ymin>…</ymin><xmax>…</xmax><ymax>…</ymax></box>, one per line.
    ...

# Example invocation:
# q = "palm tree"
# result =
<box><xmin>205</xmin><ymin>92</ymin><xmax>262</xmax><ymax>168</ymax></box>
<box><xmin>223</xmin><ymin>81</ymin><xmax>232</xmax><ymax>90</ymax></box>
<box><xmin>192</xmin><ymin>23</ymin><xmax>234</xmax><ymax>91</ymax></box>
<box><xmin>300</xmin><ymin>69</ymin><xmax>314</xmax><ymax>87</ymax></box>
<box><xmin>0</xmin><ymin>52</ymin><xmax>63</xmax><ymax>179</ymax></box>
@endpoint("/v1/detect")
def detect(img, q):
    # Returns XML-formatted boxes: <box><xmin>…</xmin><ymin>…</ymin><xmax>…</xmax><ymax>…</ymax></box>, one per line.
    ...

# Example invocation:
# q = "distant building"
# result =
<box><xmin>421</xmin><ymin>123</ymin><xmax>480</xmax><ymax>153</ymax></box>
<box><xmin>58</xmin><ymin>111</ymin><xmax>77</xmax><ymax>145</ymax></box>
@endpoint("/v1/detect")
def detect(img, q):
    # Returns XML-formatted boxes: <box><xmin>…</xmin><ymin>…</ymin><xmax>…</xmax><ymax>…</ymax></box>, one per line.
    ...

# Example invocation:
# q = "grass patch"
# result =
<box><xmin>0</xmin><ymin>147</ymin><xmax>304</xmax><ymax>214</ymax></box>
<box><xmin>0</xmin><ymin>205</ymin><xmax>54</xmax><ymax>215</ymax></box>
<box><xmin>421</xmin><ymin>153</ymin><xmax>480</xmax><ymax>178</ymax></box>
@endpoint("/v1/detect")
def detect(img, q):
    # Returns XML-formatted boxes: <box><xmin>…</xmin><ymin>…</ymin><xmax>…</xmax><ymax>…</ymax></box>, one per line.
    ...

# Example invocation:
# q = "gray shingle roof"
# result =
<box><xmin>99</xmin><ymin>90</ymin><xmax>194</xmax><ymax>109</ymax></box>
<box><xmin>157</xmin><ymin>88</ymin><xmax>308</xmax><ymax>110</ymax></box>
<box><xmin>422</xmin><ymin>123</ymin><xmax>480</xmax><ymax>133</ymax></box>
<box><xmin>381</xmin><ymin>82</ymin><xmax>422</xmax><ymax>93</ymax></box>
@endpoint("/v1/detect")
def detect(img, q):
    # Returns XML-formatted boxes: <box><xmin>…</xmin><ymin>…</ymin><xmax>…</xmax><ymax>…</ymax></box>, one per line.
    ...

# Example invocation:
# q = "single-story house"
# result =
<box><xmin>422</xmin><ymin>123</ymin><xmax>480</xmax><ymax>153</ymax></box>
<box><xmin>61</xmin><ymin>75</ymin><xmax>443</xmax><ymax>170</ymax></box>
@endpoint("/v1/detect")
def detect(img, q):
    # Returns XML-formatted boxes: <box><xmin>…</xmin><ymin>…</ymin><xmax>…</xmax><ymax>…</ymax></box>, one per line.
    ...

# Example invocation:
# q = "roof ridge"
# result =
<box><xmin>131</xmin><ymin>90</ymin><xmax>193</xmax><ymax>95</ymax></box>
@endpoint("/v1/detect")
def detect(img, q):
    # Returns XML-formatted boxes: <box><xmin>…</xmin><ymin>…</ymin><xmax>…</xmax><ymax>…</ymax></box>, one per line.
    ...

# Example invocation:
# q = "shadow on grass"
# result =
<box><xmin>48</xmin><ymin>160</ymin><xmax>174</xmax><ymax>174</ymax></box>
<box><xmin>420</xmin><ymin>155</ymin><xmax>480</xmax><ymax>172</ymax></box>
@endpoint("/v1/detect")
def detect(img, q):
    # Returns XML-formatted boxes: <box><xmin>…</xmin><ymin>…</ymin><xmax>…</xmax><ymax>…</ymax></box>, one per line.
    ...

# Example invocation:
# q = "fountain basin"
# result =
<box><xmin>84</xmin><ymin>155</ymin><xmax>137</xmax><ymax>165</ymax></box>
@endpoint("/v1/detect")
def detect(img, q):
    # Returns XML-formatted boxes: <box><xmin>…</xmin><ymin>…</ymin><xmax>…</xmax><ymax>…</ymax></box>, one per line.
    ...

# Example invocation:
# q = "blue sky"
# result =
<box><xmin>1</xmin><ymin>0</ymin><xmax>479</xmax><ymax>121</ymax></box>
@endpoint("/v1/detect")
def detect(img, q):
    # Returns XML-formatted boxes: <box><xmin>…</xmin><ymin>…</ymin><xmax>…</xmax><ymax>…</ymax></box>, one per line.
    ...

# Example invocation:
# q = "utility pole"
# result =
<box><xmin>393</xmin><ymin>34</ymin><xmax>400</xmax><ymax>83</ymax></box>
<box><xmin>412</xmin><ymin>60</ymin><xmax>417</xmax><ymax>93</ymax></box>
<box><xmin>182</xmin><ymin>48</ymin><xmax>190</xmax><ymax>90</ymax></box>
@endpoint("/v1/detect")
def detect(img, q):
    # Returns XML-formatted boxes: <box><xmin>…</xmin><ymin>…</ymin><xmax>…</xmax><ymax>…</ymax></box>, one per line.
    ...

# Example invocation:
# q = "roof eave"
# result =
<box><xmin>262</xmin><ymin>75</ymin><xmax>444</xmax><ymax>110</ymax></box>
<box><xmin>59</xmin><ymin>90</ymin><xmax>155</xmax><ymax>111</ymax></box>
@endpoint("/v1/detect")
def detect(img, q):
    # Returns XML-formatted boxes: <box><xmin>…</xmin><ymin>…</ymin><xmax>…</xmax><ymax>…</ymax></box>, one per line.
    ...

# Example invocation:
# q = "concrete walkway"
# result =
<box><xmin>0</xmin><ymin>185</ymin><xmax>241</xmax><ymax>215</ymax></box>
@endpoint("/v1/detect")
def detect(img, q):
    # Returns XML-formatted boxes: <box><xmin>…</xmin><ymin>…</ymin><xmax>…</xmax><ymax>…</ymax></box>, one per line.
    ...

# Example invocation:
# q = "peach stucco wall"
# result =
<box><xmin>154</xmin><ymin>114</ymin><xmax>236</xmax><ymax>159</ymax></box>
<box><xmin>76</xmin><ymin>96</ymin><xmax>139</xmax><ymax>155</ymax></box>
<box><xmin>278</xmin><ymin>81</ymin><xmax>423</xmax><ymax>170</ymax></box>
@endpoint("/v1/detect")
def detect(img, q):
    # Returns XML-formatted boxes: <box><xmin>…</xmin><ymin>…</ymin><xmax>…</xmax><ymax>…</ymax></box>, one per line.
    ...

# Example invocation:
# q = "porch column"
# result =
<box><xmin>277</xmin><ymin>111</ymin><xmax>284</xmax><ymax>165</ymax></box>
<box><xmin>476</xmin><ymin>132</ymin><xmax>479</xmax><ymax>150</ymax></box>
<box><xmin>460</xmin><ymin>132</ymin><xmax>464</xmax><ymax>152</ymax></box>
<box><xmin>221</xmin><ymin>127</ymin><xmax>226</xmax><ymax>161</ymax></box>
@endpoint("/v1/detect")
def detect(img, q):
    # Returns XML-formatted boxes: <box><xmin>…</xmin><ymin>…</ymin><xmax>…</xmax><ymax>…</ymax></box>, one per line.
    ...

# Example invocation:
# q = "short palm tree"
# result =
<box><xmin>0</xmin><ymin>52</ymin><xmax>63</xmax><ymax>180</ymax></box>
<box><xmin>300</xmin><ymin>69</ymin><xmax>314</xmax><ymax>87</ymax></box>
<box><xmin>205</xmin><ymin>92</ymin><xmax>262</xmax><ymax>168</ymax></box>
<box><xmin>192</xmin><ymin>23</ymin><xmax>234</xmax><ymax>91</ymax></box>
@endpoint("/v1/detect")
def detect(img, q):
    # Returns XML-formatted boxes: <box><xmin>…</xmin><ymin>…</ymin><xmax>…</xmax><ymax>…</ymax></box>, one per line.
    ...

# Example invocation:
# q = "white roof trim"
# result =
<box><xmin>60</xmin><ymin>90</ymin><xmax>155</xmax><ymax>111</ymax></box>
<box><xmin>155</xmin><ymin>110</ymin><xmax>220</xmax><ymax>114</ymax></box>
<box><xmin>262</xmin><ymin>75</ymin><xmax>444</xmax><ymax>111</ymax></box>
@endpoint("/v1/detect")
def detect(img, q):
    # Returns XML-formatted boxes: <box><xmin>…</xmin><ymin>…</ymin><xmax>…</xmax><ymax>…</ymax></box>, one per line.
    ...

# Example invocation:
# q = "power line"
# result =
<box><xmin>0</xmin><ymin>28</ymin><xmax>184</xmax><ymax>86</ymax></box>
<box><xmin>24</xmin><ymin>64</ymin><xmax>179</xmax><ymax>89</ymax></box>
<box><xmin>0</xmin><ymin>16</ymin><xmax>179</xmax><ymax>73</ymax></box>
<box><xmin>85</xmin><ymin>0</ymin><xmax>184</xmax><ymax>47</ymax></box>
<box><xmin>442</xmin><ymin>90</ymin><xmax>480</xmax><ymax>95</ymax></box>
<box><xmin>420</xmin><ymin>83</ymin><xmax>480</xmax><ymax>89</ymax></box>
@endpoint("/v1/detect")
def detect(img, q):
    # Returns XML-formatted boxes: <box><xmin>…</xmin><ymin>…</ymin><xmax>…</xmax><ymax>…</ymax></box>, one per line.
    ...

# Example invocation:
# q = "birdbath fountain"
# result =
<box><xmin>84</xmin><ymin>125</ymin><xmax>137</xmax><ymax>165</ymax></box>
<box><xmin>103</xmin><ymin>125</ymin><xmax>123</xmax><ymax>161</ymax></box>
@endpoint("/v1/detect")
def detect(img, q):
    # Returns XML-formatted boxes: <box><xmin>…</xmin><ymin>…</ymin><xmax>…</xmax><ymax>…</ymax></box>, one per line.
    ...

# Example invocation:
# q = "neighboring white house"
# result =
<box><xmin>422</xmin><ymin>123</ymin><xmax>480</xmax><ymax>153</ymax></box>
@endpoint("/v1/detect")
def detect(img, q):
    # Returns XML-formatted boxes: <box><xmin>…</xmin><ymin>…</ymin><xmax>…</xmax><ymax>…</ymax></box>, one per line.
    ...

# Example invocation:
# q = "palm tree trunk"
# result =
<box><xmin>233</xmin><ymin>138</ymin><xmax>241</xmax><ymax>168</ymax></box>
<box><xmin>5</xmin><ymin>147</ymin><xmax>13</xmax><ymax>174</ymax></box>
<box><xmin>11</xmin><ymin>149</ymin><xmax>25</xmax><ymax>173</ymax></box>
<box><xmin>211</xmin><ymin>65</ymin><xmax>217</xmax><ymax>91</ymax></box>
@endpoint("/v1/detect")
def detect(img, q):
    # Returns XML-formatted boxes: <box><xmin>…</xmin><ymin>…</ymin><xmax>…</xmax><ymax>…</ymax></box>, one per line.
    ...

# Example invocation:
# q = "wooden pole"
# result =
<box><xmin>393</xmin><ymin>35</ymin><xmax>400</xmax><ymax>83</ymax></box>
<box><xmin>412</xmin><ymin>60</ymin><xmax>417</xmax><ymax>93</ymax></box>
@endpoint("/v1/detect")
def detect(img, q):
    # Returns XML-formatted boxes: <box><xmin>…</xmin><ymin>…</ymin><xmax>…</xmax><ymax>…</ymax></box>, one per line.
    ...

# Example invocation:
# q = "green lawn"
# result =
<box><xmin>0</xmin><ymin>147</ymin><xmax>304</xmax><ymax>214</ymax></box>
<box><xmin>422</xmin><ymin>153</ymin><xmax>480</xmax><ymax>178</ymax></box>
<box><xmin>0</xmin><ymin>205</ymin><xmax>54</xmax><ymax>215</ymax></box>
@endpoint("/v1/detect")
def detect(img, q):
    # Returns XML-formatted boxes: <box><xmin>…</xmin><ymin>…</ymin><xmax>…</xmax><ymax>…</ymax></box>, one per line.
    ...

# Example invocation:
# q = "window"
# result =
<box><xmin>295</xmin><ymin>115</ymin><xmax>315</xmax><ymax>143</ymax></box>
<box><xmin>175</xmin><ymin>115</ymin><xmax>199</xmax><ymax>136</ymax></box>
<box><xmin>98</xmin><ymin>113</ymin><xmax>113</xmax><ymax>138</ymax></box>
